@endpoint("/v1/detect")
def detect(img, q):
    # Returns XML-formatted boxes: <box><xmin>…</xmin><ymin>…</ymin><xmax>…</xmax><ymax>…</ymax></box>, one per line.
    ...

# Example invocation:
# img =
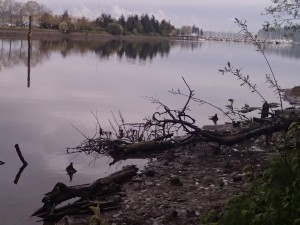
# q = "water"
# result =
<box><xmin>0</xmin><ymin>38</ymin><xmax>299</xmax><ymax>225</ymax></box>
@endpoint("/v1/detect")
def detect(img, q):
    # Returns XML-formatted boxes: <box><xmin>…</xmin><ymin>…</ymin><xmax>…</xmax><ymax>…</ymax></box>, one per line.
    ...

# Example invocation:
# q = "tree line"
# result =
<box><xmin>0</xmin><ymin>0</ymin><xmax>46</xmax><ymax>27</ymax></box>
<box><xmin>0</xmin><ymin>0</ymin><xmax>204</xmax><ymax>36</ymax></box>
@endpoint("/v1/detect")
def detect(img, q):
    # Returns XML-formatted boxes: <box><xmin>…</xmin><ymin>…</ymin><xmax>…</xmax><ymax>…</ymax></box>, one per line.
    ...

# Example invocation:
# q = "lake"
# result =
<box><xmin>0</xmin><ymin>37</ymin><xmax>299</xmax><ymax>225</ymax></box>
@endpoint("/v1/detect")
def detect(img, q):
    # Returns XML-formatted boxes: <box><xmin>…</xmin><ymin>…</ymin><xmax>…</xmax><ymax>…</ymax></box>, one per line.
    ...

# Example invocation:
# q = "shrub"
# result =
<box><xmin>106</xmin><ymin>23</ymin><xmax>123</xmax><ymax>35</ymax></box>
<box><xmin>59</xmin><ymin>21</ymin><xmax>74</xmax><ymax>33</ymax></box>
<box><xmin>202</xmin><ymin>123</ymin><xmax>300</xmax><ymax>225</ymax></box>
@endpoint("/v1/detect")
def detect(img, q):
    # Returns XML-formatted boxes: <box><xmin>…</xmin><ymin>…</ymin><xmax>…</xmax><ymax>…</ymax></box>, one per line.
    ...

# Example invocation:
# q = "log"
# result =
<box><xmin>107</xmin><ymin>119</ymin><xmax>292</xmax><ymax>161</ymax></box>
<box><xmin>32</xmin><ymin>165</ymin><xmax>138</xmax><ymax>221</ymax></box>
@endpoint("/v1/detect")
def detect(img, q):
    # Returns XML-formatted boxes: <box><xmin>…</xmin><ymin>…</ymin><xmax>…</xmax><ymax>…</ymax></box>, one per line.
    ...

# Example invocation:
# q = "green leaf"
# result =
<box><xmin>294</xmin><ymin>218</ymin><xmax>300</xmax><ymax>225</ymax></box>
<box><xmin>89</xmin><ymin>204</ymin><xmax>101</xmax><ymax>218</ymax></box>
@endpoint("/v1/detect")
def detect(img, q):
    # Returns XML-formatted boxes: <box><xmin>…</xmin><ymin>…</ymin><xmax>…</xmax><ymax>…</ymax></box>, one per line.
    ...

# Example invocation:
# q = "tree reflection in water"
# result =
<box><xmin>1</xmin><ymin>37</ymin><xmax>299</xmax><ymax>88</ymax></box>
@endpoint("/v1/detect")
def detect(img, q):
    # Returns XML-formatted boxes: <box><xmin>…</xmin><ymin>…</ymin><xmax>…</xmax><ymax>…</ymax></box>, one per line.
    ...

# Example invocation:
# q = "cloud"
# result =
<box><xmin>151</xmin><ymin>10</ymin><xmax>171</xmax><ymax>22</ymax></box>
<box><xmin>111</xmin><ymin>5</ymin><xmax>134</xmax><ymax>18</ymax></box>
<box><xmin>71</xmin><ymin>4</ymin><xmax>98</xmax><ymax>19</ymax></box>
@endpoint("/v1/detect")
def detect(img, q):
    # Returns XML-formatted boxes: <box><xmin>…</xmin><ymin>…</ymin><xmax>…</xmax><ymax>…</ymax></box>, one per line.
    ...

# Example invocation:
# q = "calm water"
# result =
<box><xmin>0</xmin><ymin>38</ymin><xmax>299</xmax><ymax>225</ymax></box>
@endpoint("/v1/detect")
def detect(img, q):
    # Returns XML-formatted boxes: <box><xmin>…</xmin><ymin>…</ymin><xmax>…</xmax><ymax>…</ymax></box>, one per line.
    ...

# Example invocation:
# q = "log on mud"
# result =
<box><xmin>196</xmin><ymin>120</ymin><xmax>286</xmax><ymax>146</ymax></box>
<box><xmin>108</xmin><ymin>140</ymin><xmax>175</xmax><ymax>165</ymax></box>
<box><xmin>108</xmin><ymin>117</ymin><xmax>296</xmax><ymax>163</ymax></box>
<box><xmin>32</xmin><ymin>165</ymin><xmax>139</xmax><ymax>221</ymax></box>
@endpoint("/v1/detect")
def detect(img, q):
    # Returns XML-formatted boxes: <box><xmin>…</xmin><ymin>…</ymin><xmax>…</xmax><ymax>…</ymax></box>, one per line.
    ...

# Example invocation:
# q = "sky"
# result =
<box><xmin>19</xmin><ymin>0</ymin><xmax>274</xmax><ymax>32</ymax></box>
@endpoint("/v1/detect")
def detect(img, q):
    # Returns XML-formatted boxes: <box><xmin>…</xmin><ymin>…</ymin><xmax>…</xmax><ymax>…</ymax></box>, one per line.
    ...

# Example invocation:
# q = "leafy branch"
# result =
<box><xmin>219</xmin><ymin>61</ymin><xmax>267</xmax><ymax>103</ymax></box>
<box><xmin>234</xmin><ymin>18</ymin><xmax>284</xmax><ymax>115</ymax></box>
<box><xmin>169</xmin><ymin>77</ymin><xmax>235</xmax><ymax>122</ymax></box>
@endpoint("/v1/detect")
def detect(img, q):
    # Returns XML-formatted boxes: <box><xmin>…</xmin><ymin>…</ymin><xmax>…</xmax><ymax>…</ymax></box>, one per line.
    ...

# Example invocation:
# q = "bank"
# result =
<box><xmin>33</xmin><ymin>133</ymin><xmax>274</xmax><ymax>225</ymax></box>
<box><xmin>0</xmin><ymin>28</ymin><xmax>170</xmax><ymax>41</ymax></box>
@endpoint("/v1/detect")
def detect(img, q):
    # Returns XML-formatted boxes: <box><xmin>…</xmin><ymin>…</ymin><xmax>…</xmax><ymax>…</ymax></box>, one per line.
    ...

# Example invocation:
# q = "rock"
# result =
<box><xmin>144</xmin><ymin>170</ymin><xmax>156</xmax><ymax>177</ymax></box>
<box><xmin>175</xmin><ymin>198</ymin><xmax>185</xmax><ymax>203</ymax></box>
<box><xmin>232</xmin><ymin>174</ymin><xmax>244</xmax><ymax>182</ymax></box>
<box><xmin>170</xmin><ymin>210</ymin><xmax>178</xmax><ymax>218</ymax></box>
<box><xmin>183</xmin><ymin>159</ymin><xmax>191</xmax><ymax>166</ymax></box>
<box><xmin>186</xmin><ymin>209</ymin><xmax>196</xmax><ymax>217</ymax></box>
<box><xmin>152</xmin><ymin>221</ymin><xmax>159</xmax><ymax>225</ymax></box>
<box><xmin>170</xmin><ymin>176</ymin><xmax>183</xmax><ymax>186</ymax></box>
<box><xmin>145</xmin><ymin>181</ymin><xmax>154</xmax><ymax>186</ymax></box>
<box><xmin>219</xmin><ymin>180</ymin><xmax>225</xmax><ymax>188</ymax></box>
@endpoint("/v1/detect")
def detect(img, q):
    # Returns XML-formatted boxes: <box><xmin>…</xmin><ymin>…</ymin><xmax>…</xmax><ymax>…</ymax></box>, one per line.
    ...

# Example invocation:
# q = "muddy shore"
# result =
<box><xmin>55</xmin><ymin>136</ymin><xmax>274</xmax><ymax>225</ymax></box>
<box><xmin>0</xmin><ymin>28</ymin><xmax>170</xmax><ymax>41</ymax></box>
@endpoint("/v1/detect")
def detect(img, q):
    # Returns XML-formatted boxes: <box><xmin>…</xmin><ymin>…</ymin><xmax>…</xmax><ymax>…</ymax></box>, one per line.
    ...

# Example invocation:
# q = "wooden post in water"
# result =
<box><xmin>14</xmin><ymin>144</ymin><xmax>28</xmax><ymax>184</ymax></box>
<box><xmin>27</xmin><ymin>15</ymin><xmax>32</xmax><ymax>88</ymax></box>
<box><xmin>15</xmin><ymin>144</ymin><xmax>28</xmax><ymax>166</ymax></box>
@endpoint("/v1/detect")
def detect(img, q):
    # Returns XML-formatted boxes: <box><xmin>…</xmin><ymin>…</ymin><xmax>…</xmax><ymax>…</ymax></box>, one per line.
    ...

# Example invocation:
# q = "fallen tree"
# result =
<box><xmin>66</xmin><ymin>77</ymin><xmax>298</xmax><ymax>164</ymax></box>
<box><xmin>32</xmin><ymin>165</ymin><xmax>138</xmax><ymax>221</ymax></box>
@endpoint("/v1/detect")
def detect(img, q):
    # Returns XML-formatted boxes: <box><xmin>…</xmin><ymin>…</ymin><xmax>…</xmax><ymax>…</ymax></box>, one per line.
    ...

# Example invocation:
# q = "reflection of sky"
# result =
<box><xmin>0</xmin><ymin>40</ymin><xmax>299</xmax><ymax>224</ymax></box>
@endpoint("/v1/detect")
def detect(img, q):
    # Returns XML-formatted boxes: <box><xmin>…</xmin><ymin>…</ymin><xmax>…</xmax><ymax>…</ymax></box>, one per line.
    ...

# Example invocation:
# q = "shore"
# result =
<box><xmin>55</xmin><ymin>135</ymin><xmax>274</xmax><ymax>225</ymax></box>
<box><xmin>0</xmin><ymin>28</ymin><xmax>170</xmax><ymax>41</ymax></box>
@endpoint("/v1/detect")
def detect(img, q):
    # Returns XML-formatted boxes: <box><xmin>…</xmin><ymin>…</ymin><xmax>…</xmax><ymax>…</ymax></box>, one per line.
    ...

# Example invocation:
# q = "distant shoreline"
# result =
<box><xmin>0</xmin><ymin>28</ymin><xmax>170</xmax><ymax>41</ymax></box>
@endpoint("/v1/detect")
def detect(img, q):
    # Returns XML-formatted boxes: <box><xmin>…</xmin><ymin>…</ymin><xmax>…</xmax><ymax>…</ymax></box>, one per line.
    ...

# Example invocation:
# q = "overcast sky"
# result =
<box><xmin>20</xmin><ymin>0</ymin><xmax>274</xmax><ymax>32</ymax></box>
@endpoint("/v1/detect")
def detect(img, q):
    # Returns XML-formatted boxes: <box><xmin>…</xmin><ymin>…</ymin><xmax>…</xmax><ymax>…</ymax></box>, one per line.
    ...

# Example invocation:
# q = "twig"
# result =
<box><xmin>170</xmin><ymin>77</ymin><xmax>234</xmax><ymax>121</ymax></box>
<box><xmin>70</xmin><ymin>124</ymin><xmax>89</xmax><ymax>139</ymax></box>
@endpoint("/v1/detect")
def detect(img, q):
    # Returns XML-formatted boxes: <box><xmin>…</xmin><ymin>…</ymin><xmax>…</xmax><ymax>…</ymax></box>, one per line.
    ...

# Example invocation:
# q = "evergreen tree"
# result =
<box><xmin>95</xmin><ymin>13</ymin><xmax>113</xmax><ymax>28</ymax></box>
<box><xmin>140</xmin><ymin>14</ymin><xmax>151</xmax><ymax>33</ymax></box>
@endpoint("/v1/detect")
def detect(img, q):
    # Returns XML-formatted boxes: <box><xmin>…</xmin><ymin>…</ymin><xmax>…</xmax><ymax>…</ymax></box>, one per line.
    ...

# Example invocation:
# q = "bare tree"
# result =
<box><xmin>22</xmin><ymin>0</ymin><xmax>47</xmax><ymax>26</ymax></box>
<box><xmin>265</xmin><ymin>0</ymin><xmax>300</xmax><ymax>29</ymax></box>
<box><xmin>13</xmin><ymin>1</ymin><xmax>24</xmax><ymax>26</ymax></box>
<box><xmin>22</xmin><ymin>0</ymin><xmax>41</xmax><ymax>16</ymax></box>
<box><xmin>3</xmin><ymin>0</ymin><xmax>16</xmax><ymax>26</ymax></box>
<box><xmin>0</xmin><ymin>0</ymin><xmax>4</xmax><ymax>26</ymax></box>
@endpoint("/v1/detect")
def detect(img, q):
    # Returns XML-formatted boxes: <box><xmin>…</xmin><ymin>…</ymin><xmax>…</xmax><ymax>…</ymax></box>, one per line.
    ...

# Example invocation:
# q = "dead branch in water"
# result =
<box><xmin>15</xmin><ymin>144</ymin><xmax>28</xmax><ymax>166</ymax></box>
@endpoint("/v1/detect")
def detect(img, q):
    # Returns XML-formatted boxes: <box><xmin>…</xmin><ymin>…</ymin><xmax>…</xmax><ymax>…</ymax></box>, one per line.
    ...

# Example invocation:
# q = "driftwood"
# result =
<box><xmin>67</xmin><ymin>105</ymin><xmax>298</xmax><ymax>164</ymax></box>
<box><xmin>68</xmin><ymin>118</ymin><xmax>295</xmax><ymax>166</ymax></box>
<box><xmin>32</xmin><ymin>165</ymin><xmax>138</xmax><ymax>221</ymax></box>
<box><xmin>107</xmin><ymin>140</ymin><xmax>175</xmax><ymax>165</ymax></box>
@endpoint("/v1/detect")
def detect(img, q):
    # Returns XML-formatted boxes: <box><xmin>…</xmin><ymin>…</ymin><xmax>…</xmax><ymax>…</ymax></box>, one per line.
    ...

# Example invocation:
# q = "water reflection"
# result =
<box><xmin>13</xmin><ymin>144</ymin><xmax>28</xmax><ymax>185</ymax></box>
<box><xmin>0</xmin><ymin>39</ymin><xmax>173</xmax><ymax>69</ymax></box>
<box><xmin>27</xmin><ymin>35</ymin><xmax>32</xmax><ymax>88</ymax></box>
<box><xmin>263</xmin><ymin>43</ymin><xmax>300</xmax><ymax>59</ymax></box>
<box><xmin>171</xmin><ymin>40</ymin><xmax>204</xmax><ymax>50</ymax></box>
<box><xmin>14</xmin><ymin>164</ymin><xmax>28</xmax><ymax>184</ymax></box>
<box><xmin>1</xmin><ymin>39</ymin><xmax>299</xmax><ymax>73</ymax></box>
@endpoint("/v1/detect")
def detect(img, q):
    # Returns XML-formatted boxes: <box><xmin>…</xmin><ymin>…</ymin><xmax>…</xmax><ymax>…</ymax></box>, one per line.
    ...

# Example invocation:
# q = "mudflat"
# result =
<box><xmin>0</xmin><ymin>28</ymin><xmax>169</xmax><ymax>41</ymax></box>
